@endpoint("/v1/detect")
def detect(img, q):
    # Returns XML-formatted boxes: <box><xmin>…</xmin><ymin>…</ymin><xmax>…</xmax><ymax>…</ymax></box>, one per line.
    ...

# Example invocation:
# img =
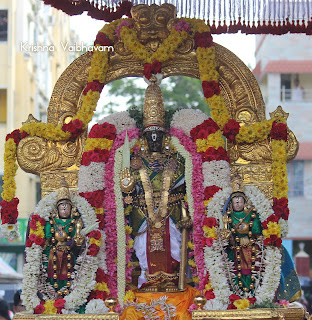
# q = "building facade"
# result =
<box><xmin>0</xmin><ymin>0</ymin><xmax>73</xmax><ymax>277</ymax></box>
<box><xmin>253</xmin><ymin>34</ymin><xmax>312</xmax><ymax>280</ymax></box>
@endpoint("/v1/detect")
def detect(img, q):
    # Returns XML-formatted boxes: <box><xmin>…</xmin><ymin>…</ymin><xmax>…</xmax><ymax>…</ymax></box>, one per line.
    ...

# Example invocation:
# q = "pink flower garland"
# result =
<box><xmin>170</xmin><ymin>128</ymin><xmax>206</xmax><ymax>290</ymax></box>
<box><xmin>103</xmin><ymin>128</ymin><xmax>140</xmax><ymax>297</ymax></box>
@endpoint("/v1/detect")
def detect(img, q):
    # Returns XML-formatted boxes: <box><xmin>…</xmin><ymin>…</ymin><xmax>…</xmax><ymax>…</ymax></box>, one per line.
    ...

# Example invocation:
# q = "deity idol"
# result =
<box><xmin>120</xmin><ymin>76</ymin><xmax>192</xmax><ymax>293</ymax></box>
<box><xmin>42</xmin><ymin>180</ymin><xmax>84</xmax><ymax>298</ymax></box>
<box><xmin>221</xmin><ymin>175</ymin><xmax>262</xmax><ymax>294</ymax></box>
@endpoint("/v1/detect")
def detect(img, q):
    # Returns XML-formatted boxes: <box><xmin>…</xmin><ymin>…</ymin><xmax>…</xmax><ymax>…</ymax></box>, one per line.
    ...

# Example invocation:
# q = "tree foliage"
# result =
<box><xmin>94</xmin><ymin>76</ymin><xmax>210</xmax><ymax>121</ymax></box>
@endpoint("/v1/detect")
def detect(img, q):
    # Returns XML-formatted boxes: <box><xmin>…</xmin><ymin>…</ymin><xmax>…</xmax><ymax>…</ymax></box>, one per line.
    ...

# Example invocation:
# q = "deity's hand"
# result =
<box><xmin>220</xmin><ymin>228</ymin><xmax>232</xmax><ymax>241</ymax></box>
<box><xmin>177</xmin><ymin>200</ymin><xmax>192</xmax><ymax>229</ymax></box>
<box><xmin>120</xmin><ymin>168</ymin><xmax>135</xmax><ymax>193</ymax></box>
<box><xmin>177</xmin><ymin>217</ymin><xmax>192</xmax><ymax>229</ymax></box>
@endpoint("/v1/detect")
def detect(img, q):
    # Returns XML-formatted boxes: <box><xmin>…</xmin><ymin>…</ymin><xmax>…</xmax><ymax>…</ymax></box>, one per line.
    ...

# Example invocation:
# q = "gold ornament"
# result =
<box><xmin>57</xmin><ymin>177</ymin><xmax>71</xmax><ymax>204</ymax></box>
<box><xmin>230</xmin><ymin>173</ymin><xmax>247</xmax><ymax>201</ymax></box>
<box><xmin>143</xmin><ymin>76</ymin><xmax>165</xmax><ymax>131</ymax></box>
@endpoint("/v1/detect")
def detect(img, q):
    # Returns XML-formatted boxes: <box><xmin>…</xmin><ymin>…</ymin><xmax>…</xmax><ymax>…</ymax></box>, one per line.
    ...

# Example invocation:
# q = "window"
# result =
<box><xmin>0</xmin><ymin>89</ymin><xmax>7</xmax><ymax>123</ymax></box>
<box><xmin>0</xmin><ymin>10</ymin><xmax>7</xmax><ymax>41</ymax></box>
<box><xmin>287</xmin><ymin>160</ymin><xmax>304</xmax><ymax>197</ymax></box>
<box><xmin>281</xmin><ymin>74</ymin><xmax>291</xmax><ymax>101</ymax></box>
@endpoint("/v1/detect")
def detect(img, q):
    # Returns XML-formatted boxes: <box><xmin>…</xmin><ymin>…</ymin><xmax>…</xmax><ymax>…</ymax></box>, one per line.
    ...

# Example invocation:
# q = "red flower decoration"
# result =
<box><xmin>194</xmin><ymin>31</ymin><xmax>213</xmax><ymax>48</ymax></box>
<box><xmin>270</xmin><ymin>121</ymin><xmax>287</xmax><ymax>141</ymax></box>
<box><xmin>204</xmin><ymin>289</ymin><xmax>215</xmax><ymax>300</ymax></box>
<box><xmin>80</xmin><ymin>190</ymin><xmax>104</xmax><ymax>208</ymax></box>
<box><xmin>54</xmin><ymin>298</ymin><xmax>66</xmax><ymax>309</ymax></box>
<box><xmin>200</xmin><ymin>147</ymin><xmax>230</xmax><ymax>163</ymax></box>
<box><xmin>62</xmin><ymin>119</ymin><xmax>84</xmax><ymax>140</ymax></box>
<box><xmin>202</xmin><ymin>237</ymin><xmax>214</xmax><ymax>247</ymax></box>
<box><xmin>202</xmin><ymin>80</ymin><xmax>221</xmax><ymax>98</ymax></box>
<box><xmin>0</xmin><ymin>198</ymin><xmax>19</xmax><ymax>224</ymax></box>
<box><xmin>264</xmin><ymin>235</ymin><xmax>282</xmax><ymax>247</ymax></box>
<box><xmin>273</xmin><ymin>197</ymin><xmax>289</xmax><ymax>220</ymax></box>
<box><xmin>88</xmin><ymin>122</ymin><xmax>116</xmax><ymax>140</ymax></box>
<box><xmin>262</xmin><ymin>214</ymin><xmax>279</xmax><ymax>228</ymax></box>
<box><xmin>34</xmin><ymin>236</ymin><xmax>45</xmax><ymax>247</ymax></box>
<box><xmin>96</xmin><ymin>268</ymin><xmax>108</xmax><ymax>283</ymax></box>
<box><xmin>81</xmin><ymin>149</ymin><xmax>110</xmax><ymax>166</ymax></box>
<box><xmin>88</xmin><ymin>243</ymin><xmax>100</xmax><ymax>256</ymax></box>
<box><xmin>88</xmin><ymin>230</ymin><xmax>101</xmax><ymax>240</ymax></box>
<box><xmin>26</xmin><ymin>239</ymin><xmax>32</xmax><ymax>247</ymax></box>
<box><xmin>34</xmin><ymin>303</ymin><xmax>45</xmax><ymax>314</ymax></box>
<box><xmin>97</xmin><ymin>214</ymin><xmax>105</xmax><ymax>230</ymax></box>
<box><xmin>83</xmin><ymin>80</ymin><xmax>104</xmax><ymax>95</ymax></box>
<box><xmin>248</xmin><ymin>297</ymin><xmax>257</xmax><ymax>305</ymax></box>
<box><xmin>87</xmin><ymin>290</ymin><xmax>108</xmax><ymax>301</ymax></box>
<box><xmin>6</xmin><ymin>129</ymin><xmax>28</xmax><ymax>145</ymax></box>
<box><xmin>222</xmin><ymin>119</ymin><xmax>240</xmax><ymax>141</ymax></box>
<box><xmin>229</xmin><ymin>294</ymin><xmax>241</xmax><ymax>302</ymax></box>
<box><xmin>143</xmin><ymin>60</ymin><xmax>162</xmax><ymax>80</ymax></box>
<box><xmin>94</xmin><ymin>32</ymin><xmax>112</xmax><ymax>47</ymax></box>
<box><xmin>204</xmin><ymin>185</ymin><xmax>221</xmax><ymax>200</ymax></box>
<box><xmin>203</xmin><ymin>217</ymin><xmax>217</xmax><ymax>228</ymax></box>
<box><xmin>228</xmin><ymin>303</ymin><xmax>237</xmax><ymax>309</ymax></box>
<box><xmin>190</xmin><ymin>118</ymin><xmax>220</xmax><ymax>141</ymax></box>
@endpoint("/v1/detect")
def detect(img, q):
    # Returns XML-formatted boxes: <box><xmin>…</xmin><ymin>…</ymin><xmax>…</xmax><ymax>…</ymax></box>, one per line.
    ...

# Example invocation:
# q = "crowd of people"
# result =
<box><xmin>0</xmin><ymin>291</ymin><xmax>25</xmax><ymax>320</ymax></box>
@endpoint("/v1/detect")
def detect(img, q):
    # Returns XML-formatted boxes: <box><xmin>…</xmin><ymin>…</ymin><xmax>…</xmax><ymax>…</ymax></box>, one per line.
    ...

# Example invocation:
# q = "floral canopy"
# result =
<box><xmin>41</xmin><ymin>0</ymin><xmax>312</xmax><ymax>34</ymax></box>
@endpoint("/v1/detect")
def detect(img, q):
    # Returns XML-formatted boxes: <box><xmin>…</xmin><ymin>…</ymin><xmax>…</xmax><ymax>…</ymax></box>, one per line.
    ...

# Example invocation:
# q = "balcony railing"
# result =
<box><xmin>281</xmin><ymin>87</ymin><xmax>312</xmax><ymax>102</ymax></box>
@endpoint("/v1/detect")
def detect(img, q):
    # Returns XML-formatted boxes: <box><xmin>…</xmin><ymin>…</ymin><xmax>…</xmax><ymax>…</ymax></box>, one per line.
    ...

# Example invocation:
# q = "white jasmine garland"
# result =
<box><xmin>171</xmin><ymin>136</ymin><xmax>194</xmax><ymax>219</ymax></box>
<box><xmin>85</xmin><ymin>299</ymin><xmax>109</xmax><ymax>314</ymax></box>
<box><xmin>0</xmin><ymin>223</ymin><xmax>20</xmax><ymax>241</ymax></box>
<box><xmin>279</xmin><ymin>219</ymin><xmax>288</xmax><ymax>238</ymax></box>
<box><xmin>78</xmin><ymin>163</ymin><xmax>105</xmax><ymax>193</ymax></box>
<box><xmin>206</xmin><ymin>187</ymin><xmax>232</xmax><ymax>228</ymax></box>
<box><xmin>170</xmin><ymin>109</ymin><xmax>209</xmax><ymax>137</ymax></box>
<box><xmin>244</xmin><ymin>186</ymin><xmax>274</xmax><ymax>223</ymax></box>
<box><xmin>22</xmin><ymin>191</ymin><xmax>102</xmax><ymax>313</ymax></box>
<box><xmin>97</xmin><ymin>230</ymin><xmax>108</xmax><ymax>273</ymax></box>
<box><xmin>254</xmin><ymin>247</ymin><xmax>282</xmax><ymax>304</ymax></box>
<box><xmin>202</xmin><ymin>160</ymin><xmax>231</xmax><ymax>189</ymax></box>
<box><xmin>98</xmin><ymin>111</ymin><xmax>136</xmax><ymax>134</ymax></box>
<box><xmin>115</xmin><ymin>138</ymin><xmax>138</xmax><ymax>307</ymax></box>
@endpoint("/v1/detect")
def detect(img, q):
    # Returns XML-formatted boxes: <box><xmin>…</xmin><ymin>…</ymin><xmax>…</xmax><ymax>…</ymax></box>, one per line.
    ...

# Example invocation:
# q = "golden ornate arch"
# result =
<box><xmin>16</xmin><ymin>38</ymin><xmax>298</xmax><ymax>199</ymax></box>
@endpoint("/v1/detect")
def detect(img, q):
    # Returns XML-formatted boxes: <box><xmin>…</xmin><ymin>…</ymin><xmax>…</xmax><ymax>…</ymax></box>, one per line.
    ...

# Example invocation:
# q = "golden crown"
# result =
<box><xmin>57</xmin><ymin>178</ymin><xmax>71</xmax><ymax>204</ymax></box>
<box><xmin>143</xmin><ymin>76</ymin><xmax>165</xmax><ymax>131</ymax></box>
<box><xmin>230</xmin><ymin>174</ymin><xmax>246</xmax><ymax>200</ymax></box>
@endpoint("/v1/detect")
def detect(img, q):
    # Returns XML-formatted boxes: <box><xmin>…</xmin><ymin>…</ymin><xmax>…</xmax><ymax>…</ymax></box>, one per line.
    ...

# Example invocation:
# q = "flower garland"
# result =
<box><xmin>202</xmin><ymin>186</ymin><xmax>282</xmax><ymax>309</ymax></box>
<box><xmin>1</xmin><ymin>13</ymin><xmax>292</xmax><ymax>313</ymax></box>
<box><xmin>2</xmin><ymin>14</ymin><xmax>290</xmax><ymax>245</ymax></box>
<box><xmin>22</xmin><ymin>191</ymin><xmax>101</xmax><ymax>314</ymax></box>
<box><xmin>78</xmin><ymin>112</ymin><xmax>140</xmax><ymax>306</ymax></box>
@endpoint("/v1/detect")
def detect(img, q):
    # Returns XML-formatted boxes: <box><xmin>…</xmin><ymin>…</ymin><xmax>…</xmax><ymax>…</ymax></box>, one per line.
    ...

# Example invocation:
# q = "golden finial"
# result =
<box><xmin>269</xmin><ymin>106</ymin><xmax>289</xmax><ymax>122</ymax></box>
<box><xmin>57</xmin><ymin>177</ymin><xmax>71</xmax><ymax>204</ymax></box>
<box><xmin>22</xmin><ymin>114</ymin><xmax>41</xmax><ymax>125</ymax></box>
<box><xmin>143</xmin><ymin>75</ymin><xmax>165</xmax><ymax>132</ymax></box>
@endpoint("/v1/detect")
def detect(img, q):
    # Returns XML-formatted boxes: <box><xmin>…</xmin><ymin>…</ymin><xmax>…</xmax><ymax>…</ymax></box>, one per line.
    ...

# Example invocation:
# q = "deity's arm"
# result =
<box><xmin>251</xmin><ymin>211</ymin><xmax>262</xmax><ymax>236</ymax></box>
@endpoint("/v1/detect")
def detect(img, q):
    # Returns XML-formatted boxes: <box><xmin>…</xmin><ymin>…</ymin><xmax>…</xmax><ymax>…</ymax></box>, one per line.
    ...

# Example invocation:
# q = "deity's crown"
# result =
<box><xmin>143</xmin><ymin>75</ymin><xmax>165</xmax><ymax>132</ymax></box>
<box><xmin>57</xmin><ymin>178</ymin><xmax>71</xmax><ymax>204</ymax></box>
<box><xmin>230</xmin><ymin>174</ymin><xmax>246</xmax><ymax>200</ymax></box>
